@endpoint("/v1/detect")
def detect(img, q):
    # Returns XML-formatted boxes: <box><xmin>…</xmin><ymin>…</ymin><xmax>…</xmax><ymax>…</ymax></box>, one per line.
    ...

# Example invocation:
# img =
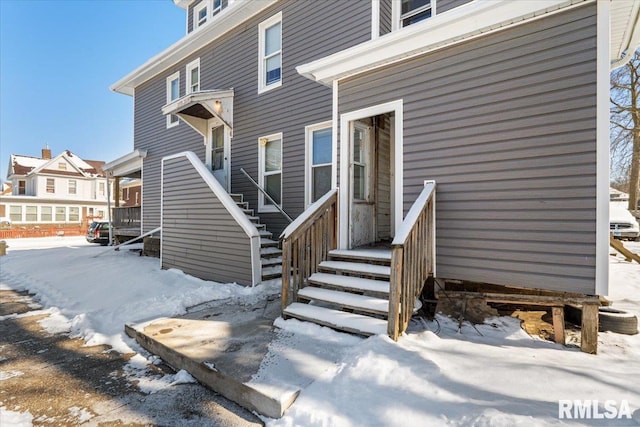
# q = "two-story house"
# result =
<box><xmin>1</xmin><ymin>147</ymin><xmax>113</xmax><ymax>228</ymax></box>
<box><xmin>109</xmin><ymin>0</ymin><xmax>638</xmax><ymax>340</ymax></box>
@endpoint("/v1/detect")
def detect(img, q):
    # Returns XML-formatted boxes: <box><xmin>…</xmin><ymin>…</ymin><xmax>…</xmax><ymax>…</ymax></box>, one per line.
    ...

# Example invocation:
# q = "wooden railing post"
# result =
<box><xmin>281</xmin><ymin>238</ymin><xmax>291</xmax><ymax>314</ymax></box>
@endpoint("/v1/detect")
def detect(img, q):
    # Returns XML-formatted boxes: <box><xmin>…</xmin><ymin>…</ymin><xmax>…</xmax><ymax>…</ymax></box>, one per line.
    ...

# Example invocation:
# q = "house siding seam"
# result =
<box><xmin>134</xmin><ymin>0</ymin><xmax>372</xmax><ymax>236</ymax></box>
<box><xmin>338</xmin><ymin>3</ymin><xmax>598</xmax><ymax>294</ymax></box>
<box><xmin>162</xmin><ymin>156</ymin><xmax>253</xmax><ymax>285</ymax></box>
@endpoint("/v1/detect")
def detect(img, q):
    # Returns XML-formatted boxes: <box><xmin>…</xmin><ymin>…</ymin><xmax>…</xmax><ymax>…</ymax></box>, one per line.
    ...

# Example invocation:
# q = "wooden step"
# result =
<box><xmin>298</xmin><ymin>287</ymin><xmax>389</xmax><ymax>316</ymax></box>
<box><xmin>307</xmin><ymin>272</ymin><xmax>389</xmax><ymax>297</ymax></box>
<box><xmin>259</xmin><ymin>230</ymin><xmax>273</xmax><ymax>239</ymax></box>
<box><xmin>283</xmin><ymin>303</ymin><xmax>387</xmax><ymax>336</ymax></box>
<box><xmin>229</xmin><ymin>193</ymin><xmax>244</xmax><ymax>203</ymax></box>
<box><xmin>329</xmin><ymin>249</ymin><xmax>391</xmax><ymax>266</ymax></box>
<box><xmin>235</xmin><ymin>201</ymin><xmax>249</xmax><ymax>210</ymax></box>
<box><xmin>318</xmin><ymin>260</ymin><xmax>390</xmax><ymax>279</ymax></box>
<box><xmin>261</xmin><ymin>264</ymin><xmax>283</xmax><ymax>280</ymax></box>
<box><xmin>260</xmin><ymin>238</ymin><xmax>279</xmax><ymax>248</ymax></box>
<box><xmin>260</xmin><ymin>246</ymin><xmax>282</xmax><ymax>258</ymax></box>
<box><xmin>246</xmin><ymin>216</ymin><xmax>260</xmax><ymax>223</ymax></box>
<box><xmin>261</xmin><ymin>256</ymin><xmax>282</xmax><ymax>267</ymax></box>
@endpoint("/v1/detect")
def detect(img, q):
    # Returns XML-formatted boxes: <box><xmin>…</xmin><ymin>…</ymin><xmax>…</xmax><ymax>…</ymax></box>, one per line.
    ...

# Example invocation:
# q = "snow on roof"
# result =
<box><xmin>9</xmin><ymin>150</ymin><xmax>107</xmax><ymax>178</ymax></box>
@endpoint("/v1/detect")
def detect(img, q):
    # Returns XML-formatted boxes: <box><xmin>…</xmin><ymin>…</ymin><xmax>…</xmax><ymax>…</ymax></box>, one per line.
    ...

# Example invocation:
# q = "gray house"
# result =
<box><xmin>110</xmin><ymin>0</ymin><xmax>639</xmax><ymax>340</ymax></box>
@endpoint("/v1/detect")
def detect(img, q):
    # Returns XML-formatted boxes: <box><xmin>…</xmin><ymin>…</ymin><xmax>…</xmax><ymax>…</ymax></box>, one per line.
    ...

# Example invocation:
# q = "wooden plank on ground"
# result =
<box><xmin>609</xmin><ymin>236</ymin><xmax>640</xmax><ymax>263</ymax></box>
<box><xmin>581</xmin><ymin>303</ymin><xmax>599</xmax><ymax>354</ymax></box>
<box><xmin>552</xmin><ymin>306</ymin><xmax>565</xmax><ymax>345</ymax></box>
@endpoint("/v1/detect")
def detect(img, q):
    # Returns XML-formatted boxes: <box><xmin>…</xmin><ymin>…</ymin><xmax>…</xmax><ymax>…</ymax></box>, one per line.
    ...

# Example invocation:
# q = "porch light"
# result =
<box><xmin>214</xmin><ymin>100</ymin><xmax>223</xmax><ymax>114</ymax></box>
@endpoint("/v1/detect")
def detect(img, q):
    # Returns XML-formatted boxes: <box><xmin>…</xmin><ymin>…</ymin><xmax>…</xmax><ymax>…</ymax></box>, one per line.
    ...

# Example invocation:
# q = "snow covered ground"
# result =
<box><xmin>1</xmin><ymin>236</ymin><xmax>639</xmax><ymax>426</ymax></box>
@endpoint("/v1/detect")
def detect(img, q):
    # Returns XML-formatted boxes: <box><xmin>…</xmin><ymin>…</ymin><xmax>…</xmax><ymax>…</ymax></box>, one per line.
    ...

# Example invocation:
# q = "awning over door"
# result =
<box><xmin>161</xmin><ymin>89</ymin><xmax>234</xmax><ymax>137</ymax></box>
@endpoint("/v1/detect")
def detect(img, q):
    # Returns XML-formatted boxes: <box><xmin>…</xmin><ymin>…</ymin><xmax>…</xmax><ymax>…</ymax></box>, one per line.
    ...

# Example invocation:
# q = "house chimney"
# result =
<box><xmin>42</xmin><ymin>145</ymin><xmax>51</xmax><ymax>160</ymax></box>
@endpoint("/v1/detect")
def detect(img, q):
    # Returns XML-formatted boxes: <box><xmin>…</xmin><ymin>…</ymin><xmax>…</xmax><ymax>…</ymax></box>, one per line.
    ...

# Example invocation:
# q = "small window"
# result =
<box><xmin>211</xmin><ymin>0</ymin><xmax>222</xmax><ymax>17</ymax></box>
<box><xmin>258</xmin><ymin>12</ymin><xmax>282</xmax><ymax>93</ymax></box>
<box><xmin>58</xmin><ymin>162</ymin><xmax>67</xmax><ymax>170</ymax></box>
<box><xmin>97</xmin><ymin>210</ymin><xmax>104</xmax><ymax>218</ymax></box>
<box><xmin>194</xmin><ymin>1</ymin><xmax>208</xmax><ymax>29</ymax></box>
<box><xmin>352</xmin><ymin>123</ymin><xmax>370</xmax><ymax>201</ymax></box>
<box><xmin>55</xmin><ymin>207</ymin><xmax>66</xmax><ymax>222</ymax></box>
<box><xmin>306</xmin><ymin>122</ymin><xmax>333</xmax><ymax>206</ymax></box>
<box><xmin>41</xmin><ymin>206</ymin><xmax>52</xmax><ymax>221</ymax></box>
<box><xmin>25</xmin><ymin>206</ymin><xmax>37</xmax><ymax>222</ymax></box>
<box><xmin>68</xmin><ymin>179</ymin><xmax>77</xmax><ymax>195</ymax></box>
<box><xmin>135</xmin><ymin>192</ymin><xmax>139</xmax><ymax>205</ymax></box>
<box><xmin>46</xmin><ymin>178</ymin><xmax>55</xmax><ymax>193</ymax></box>
<box><xmin>186</xmin><ymin>58</ymin><xmax>200</xmax><ymax>94</ymax></box>
<box><xmin>18</xmin><ymin>180</ymin><xmax>25</xmax><ymax>195</ymax></box>
<box><xmin>166</xmin><ymin>71</ymin><xmax>180</xmax><ymax>128</ymax></box>
<box><xmin>99</xmin><ymin>182</ymin><xmax>105</xmax><ymax>197</ymax></box>
<box><xmin>9</xmin><ymin>205</ymin><xmax>22</xmax><ymax>222</ymax></box>
<box><xmin>258</xmin><ymin>133</ymin><xmax>283</xmax><ymax>212</ymax></box>
<box><xmin>400</xmin><ymin>0</ymin><xmax>432</xmax><ymax>27</ymax></box>
<box><xmin>69</xmin><ymin>207</ymin><xmax>80</xmax><ymax>222</ymax></box>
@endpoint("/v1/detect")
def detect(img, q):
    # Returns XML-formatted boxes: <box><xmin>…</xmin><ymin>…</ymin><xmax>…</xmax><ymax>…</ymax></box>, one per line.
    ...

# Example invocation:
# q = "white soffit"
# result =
<box><xmin>610</xmin><ymin>0</ymin><xmax>640</xmax><ymax>69</ymax></box>
<box><xmin>103</xmin><ymin>149</ymin><xmax>148</xmax><ymax>177</ymax></box>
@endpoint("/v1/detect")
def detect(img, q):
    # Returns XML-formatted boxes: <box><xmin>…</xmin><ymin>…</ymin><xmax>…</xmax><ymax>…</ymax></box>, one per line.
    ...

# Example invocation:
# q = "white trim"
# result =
<box><xmin>161</xmin><ymin>151</ymin><xmax>261</xmax><ymax>285</ymax></box>
<box><xmin>596</xmin><ymin>0</ymin><xmax>610</xmax><ymax>297</ymax></box>
<box><xmin>391</xmin><ymin>0</ymin><xmax>400</xmax><ymax>32</ymax></box>
<box><xmin>205</xmin><ymin>122</ymin><xmax>231</xmax><ymax>192</ymax></box>
<box><xmin>258</xmin><ymin>132</ymin><xmax>283</xmax><ymax>213</ymax></box>
<box><xmin>257</xmin><ymin>11</ymin><xmax>283</xmax><ymax>94</ymax></box>
<box><xmin>103</xmin><ymin>149</ymin><xmax>147</xmax><ymax>176</ymax></box>
<box><xmin>339</xmin><ymin>100</ymin><xmax>403</xmax><ymax>249</ymax></box>
<box><xmin>371</xmin><ymin>0</ymin><xmax>380</xmax><ymax>39</ymax></box>
<box><xmin>193</xmin><ymin>0</ymin><xmax>208</xmax><ymax>31</ymax></box>
<box><xmin>298</xmin><ymin>0</ymin><xmax>582</xmax><ymax>86</ymax></box>
<box><xmin>332</xmin><ymin>80</ymin><xmax>338</xmax><ymax>190</ymax></box>
<box><xmin>166</xmin><ymin>71</ymin><xmax>180</xmax><ymax>128</ymax></box>
<box><xmin>186</xmin><ymin>57</ymin><xmax>200</xmax><ymax>94</ymax></box>
<box><xmin>305</xmin><ymin>120</ymin><xmax>333</xmax><ymax>207</ymax></box>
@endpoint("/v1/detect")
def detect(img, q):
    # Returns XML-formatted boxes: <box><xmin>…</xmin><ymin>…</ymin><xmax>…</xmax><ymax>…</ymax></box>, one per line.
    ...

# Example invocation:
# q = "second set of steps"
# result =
<box><xmin>230</xmin><ymin>193</ymin><xmax>282</xmax><ymax>282</ymax></box>
<box><xmin>283</xmin><ymin>248</ymin><xmax>392</xmax><ymax>336</ymax></box>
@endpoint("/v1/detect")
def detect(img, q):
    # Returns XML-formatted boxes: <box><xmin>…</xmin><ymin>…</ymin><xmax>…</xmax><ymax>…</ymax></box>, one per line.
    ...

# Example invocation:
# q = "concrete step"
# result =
<box><xmin>298</xmin><ymin>287</ymin><xmax>389</xmax><ymax>316</ymax></box>
<box><xmin>307</xmin><ymin>272</ymin><xmax>389</xmax><ymax>297</ymax></box>
<box><xmin>318</xmin><ymin>260</ymin><xmax>390</xmax><ymax>280</ymax></box>
<box><xmin>283</xmin><ymin>303</ymin><xmax>387</xmax><ymax>336</ymax></box>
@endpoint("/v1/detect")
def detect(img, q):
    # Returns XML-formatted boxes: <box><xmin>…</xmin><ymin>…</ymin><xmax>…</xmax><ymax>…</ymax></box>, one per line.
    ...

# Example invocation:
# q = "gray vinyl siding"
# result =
<box><xmin>188</xmin><ymin>0</ymin><xmax>229</xmax><ymax>34</ymax></box>
<box><xmin>338</xmin><ymin>4</ymin><xmax>598</xmax><ymax>294</ymax></box>
<box><xmin>134</xmin><ymin>0</ymin><xmax>371</xmax><ymax>236</ymax></box>
<box><xmin>380</xmin><ymin>0</ymin><xmax>392</xmax><ymax>36</ymax></box>
<box><xmin>437</xmin><ymin>0</ymin><xmax>471</xmax><ymax>14</ymax></box>
<box><xmin>162</xmin><ymin>156</ymin><xmax>253</xmax><ymax>285</ymax></box>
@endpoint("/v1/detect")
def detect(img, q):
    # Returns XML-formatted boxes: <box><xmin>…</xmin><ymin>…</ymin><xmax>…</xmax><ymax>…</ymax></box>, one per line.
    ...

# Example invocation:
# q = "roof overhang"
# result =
<box><xmin>610</xmin><ymin>0</ymin><xmax>640</xmax><ymax>69</ymax></box>
<box><xmin>173</xmin><ymin>0</ymin><xmax>192</xmax><ymax>10</ymax></box>
<box><xmin>103</xmin><ymin>149</ymin><xmax>148</xmax><ymax>177</ymax></box>
<box><xmin>110</xmin><ymin>0</ymin><xmax>278</xmax><ymax>96</ymax></box>
<box><xmin>161</xmin><ymin>89</ymin><xmax>234</xmax><ymax>137</ymax></box>
<box><xmin>297</xmin><ymin>0</ymin><xmax>634</xmax><ymax>86</ymax></box>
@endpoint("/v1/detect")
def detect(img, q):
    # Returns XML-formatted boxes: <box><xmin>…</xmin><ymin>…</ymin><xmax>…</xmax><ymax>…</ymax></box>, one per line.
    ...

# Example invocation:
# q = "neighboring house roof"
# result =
<box><xmin>7</xmin><ymin>150</ymin><xmax>107</xmax><ymax>180</ymax></box>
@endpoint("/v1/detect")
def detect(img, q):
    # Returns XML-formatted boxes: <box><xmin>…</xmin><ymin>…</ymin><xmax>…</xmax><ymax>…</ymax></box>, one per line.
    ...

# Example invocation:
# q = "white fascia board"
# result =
<box><xmin>297</xmin><ymin>0</ymin><xmax>580</xmax><ymax>86</ymax></box>
<box><xmin>173</xmin><ymin>0</ymin><xmax>193</xmax><ymax>10</ymax></box>
<box><xmin>111</xmin><ymin>0</ymin><xmax>278</xmax><ymax>96</ymax></box>
<box><xmin>103</xmin><ymin>149</ymin><xmax>148</xmax><ymax>176</ymax></box>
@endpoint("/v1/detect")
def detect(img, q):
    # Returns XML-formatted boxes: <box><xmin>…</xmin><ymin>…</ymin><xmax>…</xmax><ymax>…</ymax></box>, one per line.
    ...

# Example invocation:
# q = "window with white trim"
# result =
<box><xmin>68</xmin><ymin>179</ymin><xmax>77</xmax><ymax>195</ymax></box>
<box><xmin>55</xmin><ymin>206</ymin><xmax>66</xmax><ymax>222</ymax></box>
<box><xmin>46</xmin><ymin>178</ymin><xmax>55</xmax><ymax>193</ymax></box>
<box><xmin>166</xmin><ymin>71</ymin><xmax>180</xmax><ymax>128</ymax></box>
<box><xmin>258</xmin><ymin>12</ymin><xmax>282</xmax><ymax>93</ymax></box>
<box><xmin>258</xmin><ymin>133</ymin><xmax>282</xmax><ymax>212</ymax></box>
<box><xmin>194</xmin><ymin>1</ymin><xmax>208</xmax><ymax>29</ymax></box>
<box><xmin>186</xmin><ymin>58</ymin><xmax>200</xmax><ymax>94</ymax></box>
<box><xmin>17</xmin><ymin>180</ymin><xmax>25</xmax><ymax>195</ymax></box>
<box><xmin>41</xmin><ymin>206</ymin><xmax>52</xmax><ymax>221</ymax></box>
<box><xmin>9</xmin><ymin>206</ymin><xmax>22</xmax><ymax>222</ymax></box>
<box><xmin>306</xmin><ymin>122</ymin><xmax>332</xmax><ymax>206</ymax></box>
<box><xmin>211</xmin><ymin>0</ymin><xmax>222</xmax><ymax>17</ymax></box>
<box><xmin>58</xmin><ymin>162</ymin><xmax>67</xmax><ymax>170</ymax></box>
<box><xmin>99</xmin><ymin>182</ymin><xmax>105</xmax><ymax>197</ymax></box>
<box><xmin>26</xmin><ymin>206</ymin><xmax>37</xmax><ymax>222</ymax></box>
<box><xmin>400</xmin><ymin>0</ymin><xmax>433</xmax><ymax>27</ymax></box>
<box><xmin>352</xmin><ymin>123</ymin><xmax>370</xmax><ymax>201</ymax></box>
<box><xmin>69</xmin><ymin>207</ymin><xmax>80</xmax><ymax>222</ymax></box>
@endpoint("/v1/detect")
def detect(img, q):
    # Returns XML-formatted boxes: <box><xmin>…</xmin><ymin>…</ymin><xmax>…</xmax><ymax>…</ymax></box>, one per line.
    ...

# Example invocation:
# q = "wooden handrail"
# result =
<box><xmin>281</xmin><ymin>189</ymin><xmax>338</xmax><ymax>314</ymax></box>
<box><xmin>388</xmin><ymin>181</ymin><xmax>436</xmax><ymax>340</ymax></box>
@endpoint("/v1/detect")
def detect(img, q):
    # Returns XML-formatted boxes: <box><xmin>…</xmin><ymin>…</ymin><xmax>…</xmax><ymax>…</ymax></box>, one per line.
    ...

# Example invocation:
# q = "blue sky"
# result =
<box><xmin>0</xmin><ymin>0</ymin><xmax>185</xmax><ymax>181</ymax></box>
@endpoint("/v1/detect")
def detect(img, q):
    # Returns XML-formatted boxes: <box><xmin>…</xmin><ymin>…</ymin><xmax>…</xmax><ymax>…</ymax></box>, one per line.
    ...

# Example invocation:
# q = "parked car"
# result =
<box><xmin>86</xmin><ymin>221</ymin><xmax>111</xmax><ymax>245</ymax></box>
<box><xmin>610</xmin><ymin>202</ymin><xmax>640</xmax><ymax>241</ymax></box>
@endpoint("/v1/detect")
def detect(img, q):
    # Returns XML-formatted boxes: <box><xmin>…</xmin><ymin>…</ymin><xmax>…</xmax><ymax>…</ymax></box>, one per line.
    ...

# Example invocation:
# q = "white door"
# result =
<box><xmin>210</xmin><ymin>125</ymin><xmax>229</xmax><ymax>190</ymax></box>
<box><xmin>350</xmin><ymin>121</ymin><xmax>376</xmax><ymax>248</ymax></box>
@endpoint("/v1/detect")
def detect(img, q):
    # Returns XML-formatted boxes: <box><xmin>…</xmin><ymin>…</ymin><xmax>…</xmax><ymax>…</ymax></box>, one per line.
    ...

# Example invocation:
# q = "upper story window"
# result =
<box><xmin>194</xmin><ymin>1</ymin><xmax>208</xmax><ymax>29</ymax></box>
<box><xmin>17</xmin><ymin>180</ymin><xmax>25</xmax><ymax>195</ymax></box>
<box><xmin>58</xmin><ymin>162</ymin><xmax>67</xmax><ymax>170</ymax></box>
<box><xmin>46</xmin><ymin>178</ymin><xmax>55</xmax><ymax>193</ymax></box>
<box><xmin>99</xmin><ymin>182</ymin><xmax>106</xmax><ymax>198</ymax></box>
<box><xmin>68</xmin><ymin>179</ymin><xmax>77</xmax><ymax>195</ymax></box>
<box><xmin>166</xmin><ymin>71</ymin><xmax>180</xmax><ymax>128</ymax></box>
<box><xmin>186</xmin><ymin>58</ymin><xmax>200</xmax><ymax>94</ymax></box>
<box><xmin>258</xmin><ymin>12</ymin><xmax>282</xmax><ymax>94</ymax></box>
<box><xmin>400</xmin><ymin>0</ymin><xmax>433</xmax><ymax>27</ymax></box>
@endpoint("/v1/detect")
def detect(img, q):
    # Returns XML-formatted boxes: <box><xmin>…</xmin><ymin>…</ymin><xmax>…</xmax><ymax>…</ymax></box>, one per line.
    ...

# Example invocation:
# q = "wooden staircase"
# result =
<box><xmin>230</xmin><ymin>193</ymin><xmax>282</xmax><ymax>282</ymax></box>
<box><xmin>283</xmin><ymin>248</ymin><xmax>391</xmax><ymax>336</ymax></box>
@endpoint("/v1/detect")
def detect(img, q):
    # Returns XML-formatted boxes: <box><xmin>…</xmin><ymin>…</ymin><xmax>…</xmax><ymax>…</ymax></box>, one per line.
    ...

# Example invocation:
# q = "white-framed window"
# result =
<box><xmin>17</xmin><ymin>180</ymin><xmax>25</xmax><ymax>195</ymax></box>
<box><xmin>99</xmin><ymin>182</ymin><xmax>105</xmax><ymax>197</ymax></box>
<box><xmin>9</xmin><ymin>206</ymin><xmax>22</xmax><ymax>222</ymax></box>
<box><xmin>41</xmin><ymin>206</ymin><xmax>52</xmax><ymax>221</ymax></box>
<box><xmin>68</xmin><ymin>179</ymin><xmax>77</xmax><ymax>195</ymax></box>
<box><xmin>305</xmin><ymin>121</ymin><xmax>333</xmax><ymax>206</ymax></box>
<box><xmin>258</xmin><ymin>12</ymin><xmax>282</xmax><ymax>93</ymax></box>
<box><xmin>396</xmin><ymin>0</ymin><xmax>434</xmax><ymax>29</ymax></box>
<box><xmin>258</xmin><ymin>133</ymin><xmax>282</xmax><ymax>212</ymax></box>
<box><xmin>186</xmin><ymin>58</ymin><xmax>200</xmax><ymax>94</ymax></box>
<box><xmin>46</xmin><ymin>178</ymin><xmax>55</xmax><ymax>193</ymax></box>
<box><xmin>55</xmin><ymin>206</ymin><xmax>66</xmax><ymax>222</ymax></box>
<box><xmin>194</xmin><ymin>0</ymin><xmax>208</xmax><ymax>29</ymax></box>
<box><xmin>69</xmin><ymin>207</ymin><xmax>80</xmax><ymax>222</ymax></box>
<box><xmin>166</xmin><ymin>71</ymin><xmax>180</xmax><ymax>128</ymax></box>
<box><xmin>352</xmin><ymin>122</ymin><xmax>371</xmax><ymax>201</ymax></box>
<box><xmin>58</xmin><ymin>162</ymin><xmax>67</xmax><ymax>170</ymax></box>
<box><xmin>25</xmin><ymin>206</ymin><xmax>37</xmax><ymax>222</ymax></box>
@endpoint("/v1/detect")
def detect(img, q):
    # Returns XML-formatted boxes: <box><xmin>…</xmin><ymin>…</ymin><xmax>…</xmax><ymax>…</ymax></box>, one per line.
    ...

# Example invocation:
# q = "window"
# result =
<box><xmin>400</xmin><ymin>0</ymin><xmax>433</xmax><ymax>27</ymax></box>
<box><xmin>18</xmin><ymin>180</ymin><xmax>25</xmax><ymax>195</ymax></box>
<box><xmin>41</xmin><ymin>206</ymin><xmax>52</xmax><ymax>221</ymax></box>
<box><xmin>194</xmin><ymin>0</ymin><xmax>208</xmax><ymax>29</ymax></box>
<box><xmin>306</xmin><ymin>122</ymin><xmax>333</xmax><ymax>206</ymax></box>
<box><xmin>258</xmin><ymin>12</ymin><xmax>282</xmax><ymax>93</ymax></box>
<box><xmin>25</xmin><ymin>206</ymin><xmax>37</xmax><ymax>222</ymax></box>
<box><xmin>135</xmin><ymin>192</ymin><xmax>139</xmax><ymax>205</ymax></box>
<box><xmin>55</xmin><ymin>207</ymin><xmax>66</xmax><ymax>222</ymax></box>
<box><xmin>97</xmin><ymin>210</ymin><xmax>104</xmax><ymax>218</ymax></box>
<box><xmin>186</xmin><ymin>58</ymin><xmax>200</xmax><ymax>94</ymax></box>
<box><xmin>9</xmin><ymin>206</ymin><xmax>22</xmax><ymax>222</ymax></box>
<box><xmin>258</xmin><ymin>133</ymin><xmax>282</xmax><ymax>212</ymax></box>
<box><xmin>211</xmin><ymin>0</ymin><xmax>222</xmax><ymax>17</ymax></box>
<box><xmin>99</xmin><ymin>182</ymin><xmax>105</xmax><ymax>197</ymax></box>
<box><xmin>58</xmin><ymin>162</ymin><xmax>67</xmax><ymax>170</ymax></box>
<box><xmin>68</xmin><ymin>179</ymin><xmax>77</xmax><ymax>195</ymax></box>
<box><xmin>46</xmin><ymin>178</ymin><xmax>55</xmax><ymax>193</ymax></box>
<box><xmin>166</xmin><ymin>71</ymin><xmax>180</xmax><ymax>128</ymax></box>
<box><xmin>352</xmin><ymin>123</ymin><xmax>370</xmax><ymax>201</ymax></box>
<box><xmin>69</xmin><ymin>207</ymin><xmax>79</xmax><ymax>222</ymax></box>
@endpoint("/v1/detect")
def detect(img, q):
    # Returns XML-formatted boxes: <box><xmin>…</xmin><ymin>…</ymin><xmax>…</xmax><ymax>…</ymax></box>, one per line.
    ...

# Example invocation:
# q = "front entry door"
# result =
<box><xmin>350</xmin><ymin>121</ymin><xmax>376</xmax><ymax>248</ymax></box>
<box><xmin>210</xmin><ymin>125</ymin><xmax>229</xmax><ymax>190</ymax></box>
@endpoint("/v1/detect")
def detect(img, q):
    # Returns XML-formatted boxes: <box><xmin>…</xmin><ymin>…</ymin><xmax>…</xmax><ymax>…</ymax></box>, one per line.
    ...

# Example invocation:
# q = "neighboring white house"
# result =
<box><xmin>0</xmin><ymin>147</ymin><xmax>113</xmax><ymax>225</ymax></box>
